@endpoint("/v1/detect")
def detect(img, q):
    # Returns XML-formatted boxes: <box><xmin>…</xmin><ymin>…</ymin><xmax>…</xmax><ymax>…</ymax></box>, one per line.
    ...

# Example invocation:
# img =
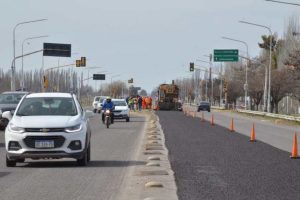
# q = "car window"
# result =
<box><xmin>200</xmin><ymin>102</ymin><xmax>209</xmax><ymax>105</ymax></box>
<box><xmin>16</xmin><ymin>97</ymin><xmax>77</xmax><ymax>116</ymax></box>
<box><xmin>94</xmin><ymin>97</ymin><xmax>100</xmax><ymax>101</ymax></box>
<box><xmin>0</xmin><ymin>93</ymin><xmax>25</xmax><ymax>104</ymax></box>
<box><xmin>113</xmin><ymin>100</ymin><xmax>127</xmax><ymax>106</ymax></box>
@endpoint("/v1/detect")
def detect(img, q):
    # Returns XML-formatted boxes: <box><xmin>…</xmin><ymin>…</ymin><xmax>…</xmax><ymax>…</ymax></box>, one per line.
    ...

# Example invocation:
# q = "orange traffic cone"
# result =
<box><xmin>201</xmin><ymin>112</ymin><xmax>205</xmax><ymax>122</ymax></box>
<box><xmin>250</xmin><ymin>123</ymin><xmax>256</xmax><ymax>142</ymax></box>
<box><xmin>211</xmin><ymin>114</ymin><xmax>214</xmax><ymax>126</ymax></box>
<box><xmin>291</xmin><ymin>132</ymin><xmax>299</xmax><ymax>159</ymax></box>
<box><xmin>229</xmin><ymin>118</ymin><xmax>235</xmax><ymax>132</ymax></box>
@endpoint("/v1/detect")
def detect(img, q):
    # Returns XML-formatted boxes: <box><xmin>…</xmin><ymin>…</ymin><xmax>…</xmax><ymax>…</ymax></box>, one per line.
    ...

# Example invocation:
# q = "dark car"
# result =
<box><xmin>0</xmin><ymin>91</ymin><xmax>28</xmax><ymax>130</ymax></box>
<box><xmin>197</xmin><ymin>101</ymin><xmax>211</xmax><ymax>112</ymax></box>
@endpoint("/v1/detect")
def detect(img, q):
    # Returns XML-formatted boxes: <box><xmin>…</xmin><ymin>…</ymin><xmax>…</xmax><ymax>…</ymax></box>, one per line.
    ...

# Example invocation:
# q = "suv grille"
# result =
<box><xmin>23</xmin><ymin>136</ymin><xmax>65</xmax><ymax>148</ymax></box>
<box><xmin>25</xmin><ymin>128</ymin><xmax>65</xmax><ymax>132</ymax></box>
<box><xmin>113</xmin><ymin>110</ymin><xmax>122</xmax><ymax>113</ymax></box>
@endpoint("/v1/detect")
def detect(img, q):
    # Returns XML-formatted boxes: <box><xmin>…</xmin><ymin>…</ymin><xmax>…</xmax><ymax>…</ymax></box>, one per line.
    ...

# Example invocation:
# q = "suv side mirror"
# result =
<box><xmin>2</xmin><ymin>111</ymin><xmax>13</xmax><ymax>121</ymax></box>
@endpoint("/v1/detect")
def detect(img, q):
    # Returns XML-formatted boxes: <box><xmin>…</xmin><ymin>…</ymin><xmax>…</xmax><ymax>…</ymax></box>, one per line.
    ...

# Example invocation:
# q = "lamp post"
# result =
<box><xmin>21</xmin><ymin>35</ymin><xmax>48</xmax><ymax>91</ymax></box>
<box><xmin>196</xmin><ymin>59</ymin><xmax>212</xmax><ymax>103</ymax></box>
<box><xmin>12</xmin><ymin>18</ymin><xmax>48</xmax><ymax>91</ymax></box>
<box><xmin>239</xmin><ymin>20</ymin><xmax>272</xmax><ymax>112</ymax></box>
<box><xmin>222</xmin><ymin>36</ymin><xmax>249</xmax><ymax>110</ymax></box>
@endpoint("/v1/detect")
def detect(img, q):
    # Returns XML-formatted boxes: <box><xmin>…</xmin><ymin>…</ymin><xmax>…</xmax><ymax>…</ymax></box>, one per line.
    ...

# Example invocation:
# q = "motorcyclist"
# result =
<box><xmin>102</xmin><ymin>97</ymin><xmax>115</xmax><ymax>124</ymax></box>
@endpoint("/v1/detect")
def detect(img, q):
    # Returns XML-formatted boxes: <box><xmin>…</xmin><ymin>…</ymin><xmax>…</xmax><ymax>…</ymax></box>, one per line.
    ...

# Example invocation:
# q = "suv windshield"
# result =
<box><xmin>16</xmin><ymin>97</ymin><xmax>77</xmax><ymax>116</ymax></box>
<box><xmin>0</xmin><ymin>93</ymin><xmax>25</xmax><ymax>104</ymax></box>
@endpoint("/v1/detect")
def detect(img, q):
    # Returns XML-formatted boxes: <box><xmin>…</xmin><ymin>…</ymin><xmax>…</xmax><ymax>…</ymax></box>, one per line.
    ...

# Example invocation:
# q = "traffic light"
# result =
<box><xmin>80</xmin><ymin>57</ymin><xmax>86</xmax><ymax>67</ymax></box>
<box><xmin>76</xmin><ymin>60</ymin><xmax>81</xmax><ymax>67</ymax></box>
<box><xmin>128</xmin><ymin>78</ymin><xmax>133</xmax><ymax>84</ymax></box>
<box><xmin>43</xmin><ymin>75</ymin><xmax>48</xmax><ymax>89</ymax></box>
<box><xmin>189</xmin><ymin>62</ymin><xmax>194</xmax><ymax>72</ymax></box>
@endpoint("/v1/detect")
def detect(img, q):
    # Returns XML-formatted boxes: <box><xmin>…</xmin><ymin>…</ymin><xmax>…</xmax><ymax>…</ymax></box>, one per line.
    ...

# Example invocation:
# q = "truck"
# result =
<box><xmin>157</xmin><ymin>83</ymin><xmax>181</xmax><ymax>110</ymax></box>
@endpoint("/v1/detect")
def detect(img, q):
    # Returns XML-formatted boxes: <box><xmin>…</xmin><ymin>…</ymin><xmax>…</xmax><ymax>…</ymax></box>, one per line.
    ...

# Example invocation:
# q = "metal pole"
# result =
<box><xmin>267</xmin><ymin>28</ymin><xmax>272</xmax><ymax>113</ymax></box>
<box><xmin>12</xmin><ymin>19</ymin><xmax>48</xmax><ymax>91</ymax></box>
<box><xmin>222</xmin><ymin>36</ymin><xmax>249</xmax><ymax>110</ymax></box>
<box><xmin>239</xmin><ymin>20</ymin><xmax>272</xmax><ymax>112</ymax></box>
<box><xmin>220</xmin><ymin>63</ymin><xmax>223</xmax><ymax>106</ymax></box>
<box><xmin>265</xmin><ymin>0</ymin><xmax>300</xmax><ymax>6</ymax></box>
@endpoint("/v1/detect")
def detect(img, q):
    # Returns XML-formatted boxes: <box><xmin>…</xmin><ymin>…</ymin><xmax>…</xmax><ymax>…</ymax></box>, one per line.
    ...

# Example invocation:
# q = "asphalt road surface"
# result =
<box><xmin>157</xmin><ymin>110</ymin><xmax>300</xmax><ymax>200</ymax></box>
<box><xmin>187</xmin><ymin>106</ymin><xmax>300</xmax><ymax>153</ymax></box>
<box><xmin>0</xmin><ymin>113</ymin><xmax>146</xmax><ymax>200</ymax></box>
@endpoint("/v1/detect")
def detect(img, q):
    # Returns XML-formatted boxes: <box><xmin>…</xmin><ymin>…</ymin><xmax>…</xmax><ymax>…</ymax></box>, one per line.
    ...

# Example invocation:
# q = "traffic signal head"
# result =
<box><xmin>80</xmin><ymin>57</ymin><xmax>86</xmax><ymax>67</ymax></box>
<box><xmin>189</xmin><ymin>62</ymin><xmax>194</xmax><ymax>72</ymax></box>
<box><xmin>128</xmin><ymin>78</ymin><xmax>133</xmax><ymax>84</ymax></box>
<box><xmin>76</xmin><ymin>60</ymin><xmax>81</xmax><ymax>67</ymax></box>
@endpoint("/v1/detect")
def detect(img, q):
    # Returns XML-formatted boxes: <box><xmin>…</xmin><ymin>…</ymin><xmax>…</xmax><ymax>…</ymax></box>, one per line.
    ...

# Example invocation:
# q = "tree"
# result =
<box><xmin>270</xmin><ymin>68</ymin><xmax>295</xmax><ymax>113</ymax></box>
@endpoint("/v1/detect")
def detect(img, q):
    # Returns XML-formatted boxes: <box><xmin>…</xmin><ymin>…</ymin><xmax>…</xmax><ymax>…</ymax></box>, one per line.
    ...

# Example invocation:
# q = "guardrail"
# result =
<box><xmin>184</xmin><ymin>103</ymin><xmax>300</xmax><ymax>122</ymax></box>
<box><xmin>236</xmin><ymin>109</ymin><xmax>300</xmax><ymax>122</ymax></box>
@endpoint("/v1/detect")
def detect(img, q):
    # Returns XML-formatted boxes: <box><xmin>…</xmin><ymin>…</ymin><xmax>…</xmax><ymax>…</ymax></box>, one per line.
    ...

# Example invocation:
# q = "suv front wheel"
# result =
<box><xmin>77</xmin><ymin>143</ymin><xmax>90</xmax><ymax>166</ymax></box>
<box><xmin>6</xmin><ymin>155</ymin><xmax>16</xmax><ymax>167</ymax></box>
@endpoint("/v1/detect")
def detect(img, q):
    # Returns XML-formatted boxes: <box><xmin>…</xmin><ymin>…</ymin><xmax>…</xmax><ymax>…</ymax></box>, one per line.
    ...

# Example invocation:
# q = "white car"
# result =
<box><xmin>3</xmin><ymin>93</ymin><xmax>92</xmax><ymax>167</ymax></box>
<box><xmin>112</xmin><ymin>99</ymin><xmax>130</xmax><ymax>122</ymax></box>
<box><xmin>92</xmin><ymin>96</ymin><xmax>101</xmax><ymax>113</ymax></box>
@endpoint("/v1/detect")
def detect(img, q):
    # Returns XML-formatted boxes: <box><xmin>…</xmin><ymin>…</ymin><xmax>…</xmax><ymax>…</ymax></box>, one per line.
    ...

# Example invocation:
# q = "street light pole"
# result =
<box><xmin>12</xmin><ymin>18</ymin><xmax>48</xmax><ymax>91</ymax></box>
<box><xmin>21</xmin><ymin>35</ymin><xmax>48</xmax><ymax>91</ymax></box>
<box><xmin>239</xmin><ymin>20</ymin><xmax>272</xmax><ymax>112</ymax></box>
<box><xmin>222</xmin><ymin>36</ymin><xmax>249</xmax><ymax>110</ymax></box>
<box><xmin>196</xmin><ymin>59</ymin><xmax>212</xmax><ymax>103</ymax></box>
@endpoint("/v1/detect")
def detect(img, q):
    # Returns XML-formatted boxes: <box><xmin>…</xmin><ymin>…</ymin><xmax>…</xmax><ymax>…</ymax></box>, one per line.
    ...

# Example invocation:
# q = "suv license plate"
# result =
<box><xmin>35</xmin><ymin>140</ymin><xmax>55</xmax><ymax>148</ymax></box>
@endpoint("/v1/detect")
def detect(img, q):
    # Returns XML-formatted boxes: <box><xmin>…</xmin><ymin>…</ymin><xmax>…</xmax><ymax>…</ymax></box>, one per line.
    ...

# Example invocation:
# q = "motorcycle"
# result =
<box><xmin>104</xmin><ymin>109</ymin><xmax>112</xmax><ymax>128</ymax></box>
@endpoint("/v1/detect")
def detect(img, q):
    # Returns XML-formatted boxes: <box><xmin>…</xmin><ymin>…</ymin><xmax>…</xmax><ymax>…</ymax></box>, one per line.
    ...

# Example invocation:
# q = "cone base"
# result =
<box><xmin>229</xmin><ymin>129</ymin><xmax>235</xmax><ymax>132</ymax></box>
<box><xmin>290</xmin><ymin>155</ymin><xmax>300</xmax><ymax>159</ymax></box>
<box><xmin>249</xmin><ymin>139</ymin><xmax>256</xmax><ymax>142</ymax></box>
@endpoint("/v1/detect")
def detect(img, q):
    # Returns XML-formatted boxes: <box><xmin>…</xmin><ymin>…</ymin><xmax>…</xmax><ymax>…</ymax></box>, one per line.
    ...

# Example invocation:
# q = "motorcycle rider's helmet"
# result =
<box><xmin>106</xmin><ymin>97</ymin><xmax>112</xmax><ymax>103</ymax></box>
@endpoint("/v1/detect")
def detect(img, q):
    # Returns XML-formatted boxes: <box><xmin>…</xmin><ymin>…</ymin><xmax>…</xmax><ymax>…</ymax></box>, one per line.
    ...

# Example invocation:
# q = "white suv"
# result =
<box><xmin>112</xmin><ymin>99</ymin><xmax>130</xmax><ymax>122</ymax></box>
<box><xmin>3</xmin><ymin>93</ymin><xmax>92</xmax><ymax>167</ymax></box>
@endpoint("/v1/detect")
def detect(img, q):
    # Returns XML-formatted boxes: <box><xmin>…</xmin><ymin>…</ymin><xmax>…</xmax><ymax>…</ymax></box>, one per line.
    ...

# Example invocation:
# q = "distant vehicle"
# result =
<box><xmin>92</xmin><ymin>96</ymin><xmax>101</xmax><ymax>113</ymax></box>
<box><xmin>157</xmin><ymin>83</ymin><xmax>181</xmax><ymax>110</ymax></box>
<box><xmin>197</xmin><ymin>101</ymin><xmax>211</xmax><ymax>112</ymax></box>
<box><xmin>0</xmin><ymin>91</ymin><xmax>28</xmax><ymax>130</ymax></box>
<box><xmin>96</xmin><ymin>96</ymin><xmax>109</xmax><ymax>113</ymax></box>
<box><xmin>3</xmin><ymin>92</ymin><xmax>92</xmax><ymax>167</ymax></box>
<box><xmin>112</xmin><ymin>99</ymin><xmax>130</xmax><ymax>122</ymax></box>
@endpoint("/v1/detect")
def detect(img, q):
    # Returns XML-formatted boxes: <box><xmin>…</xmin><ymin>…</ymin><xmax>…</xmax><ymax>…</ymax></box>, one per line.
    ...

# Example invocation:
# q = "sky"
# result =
<box><xmin>0</xmin><ymin>0</ymin><xmax>299</xmax><ymax>93</ymax></box>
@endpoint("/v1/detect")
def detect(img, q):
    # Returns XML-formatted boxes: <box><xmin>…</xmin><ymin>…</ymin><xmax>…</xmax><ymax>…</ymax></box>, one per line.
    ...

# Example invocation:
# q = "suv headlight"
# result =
<box><xmin>65</xmin><ymin>124</ymin><xmax>82</xmax><ymax>133</ymax></box>
<box><xmin>8</xmin><ymin>123</ymin><xmax>25</xmax><ymax>134</ymax></box>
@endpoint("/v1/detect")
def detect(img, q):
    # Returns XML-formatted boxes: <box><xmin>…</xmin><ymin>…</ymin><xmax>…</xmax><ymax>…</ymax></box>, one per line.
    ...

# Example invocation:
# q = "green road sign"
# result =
<box><xmin>213</xmin><ymin>49</ymin><xmax>239</xmax><ymax>62</ymax></box>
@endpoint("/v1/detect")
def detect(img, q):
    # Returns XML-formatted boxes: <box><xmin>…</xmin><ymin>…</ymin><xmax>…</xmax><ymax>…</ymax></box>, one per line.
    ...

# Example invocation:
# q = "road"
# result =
<box><xmin>0</xmin><ymin>114</ymin><xmax>146</xmax><ymax>200</ymax></box>
<box><xmin>157</xmin><ymin>110</ymin><xmax>300</xmax><ymax>200</ymax></box>
<box><xmin>185</xmin><ymin>106</ymin><xmax>300</xmax><ymax>153</ymax></box>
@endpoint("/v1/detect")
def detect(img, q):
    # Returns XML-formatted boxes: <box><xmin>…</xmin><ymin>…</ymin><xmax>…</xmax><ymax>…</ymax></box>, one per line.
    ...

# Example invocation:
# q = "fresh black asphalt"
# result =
<box><xmin>157</xmin><ymin>111</ymin><xmax>300</xmax><ymax>200</ymax></box>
